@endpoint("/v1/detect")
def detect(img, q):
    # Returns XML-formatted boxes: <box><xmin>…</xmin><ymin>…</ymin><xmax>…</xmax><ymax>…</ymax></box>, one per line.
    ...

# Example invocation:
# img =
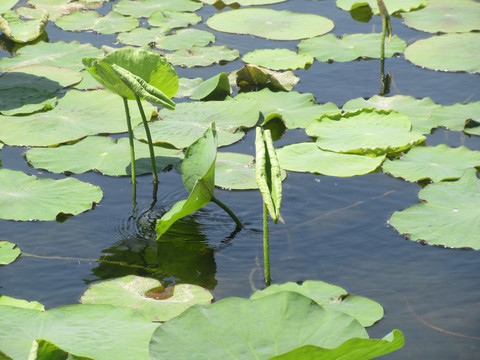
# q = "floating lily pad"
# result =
<box><xmin>429</xmin><ymin>101</ymin><xmax>480</xmax><ymax>131</ymax></box>
<box><xmin>0</xmin><ymin>0</ymin><xmax>18</xmax><ymax>13</ymax></box>
<box><xmin>0</xmin><ymin>10</ymin><xmax>48</xmax><ymax>43</ymax></box>
<box><xmin>26</xmin><ymin>136</ymin><xmax>183</xmax><ymax>176</ymax></box>
<box><xmin>0</xmin><ymin>295</ymin><xmax>44</xmax><ymax>311</ymax></box>
<box><xmin>233</xmin><ymin>64</ymin><xmax>300</xmax><ymax>92</ymax></box>
<box><xmin>165</xmin><ymin>45</ymin><xmax>239</xmax><ymax>67</ymax></box>
<box><xmin>135</xmin><ymin>99</ymin><xmax>259</xmax><ymax>149</ymax></box>
<box><xmin>234</xmin><ymin>88</ymin><xmax>340</xmax><ymax>129</ymax></box>
<box><xmin>405</xmin><ymin>33</ymin><xmax>480</xmax><ymax>73</ymax></box>
<box><xmin>0</xmin><ymin>40</ymin><xmax>103</xmax><ymax>71</ymax></box>
<box><xmin>30</xmin><ymin>339</ymin><xmax>94</xmax><ymax>360</ymax></box>
<box><xmin>148</xmin><ymin>10</ymin><xmax>201</xmax><ymax>28</ymax></box>
<box><xmin>243</xmin><ymin>49</ymin><xmax>314</xmax><ymax>71</ymax></box>
<box><xmin>0</xmin><ymin>90</ymin><xmax>155</xmax><ymax>147</ymax></box>
<box><xmin>389</xmin><ymin>168</ymin><xmax>480</xmax><ymax>249</ymax></box>
<box><xmin>116</xmin><ymin>27</ymin><xmax>171</xmax><ymax>47</ymax></box>
<box><xmin>55</xmin><ymin>11</ymin><xmax>138</xmax><ymax>34</ymax></box>
<box><xmin>277</xmin><ymin>142</ymin><xmax>385</xmax><ymax>177</ymax></box>
<box><xmin>0</xmin><ymin>303</ymin><xmax>157</xmax><ymax>360</ymax></box>
<box><xmin>383</xmin><ymin>145</ymin><xmax>480</xmax><ymax>183</ymax></box>
<box><xmin>0</xmin><ymin>169</ymin><xmax>102</xmax><ymax>221</ymax></box>
<box><xmin>113</xmin><ymin>0</ymin><xmax>202</xmax><ymax>18</ymax></box>
<box><xmin>307</xmin><ymin>109</ymin><xmax>426</xmax><ymax>156</ymax></box>
<box><xmin>80</xmin><ymin>275</ymin><xmax>213</xmax><ymax>322</ymax></box>
<box><xmin>251</xmin><ymin>281</ymin><xmax>383</xmax><ymax>327</ymax></box>
<box><xmin>190</xmin><ymin>72</ymin><xmax>231</xmax><ymax>101</ymax></box>
<box><xmin>342</xmin><ymin>95</ymin><xmax>441</xmax><ymax>134</ymax></box>
<box><xmin>336</xmin><ymin>0</ymin><xmax>426</xmax><ymax>15</ymax></box>
<box><xmin>16</xmin><ymin>0</ymin><xmax>104</xmax><ymax>21</ymax></box>
<box><xmin>0</xmin><ymin>241</ymin><xmax>20</xmax><ymax>265</ymax></box>
<box><xmin>202</xmin><ymin>0</ymin><xmax>287</xmax><ymax>5</ymax></box>
<box><xmin>175</xmin><ymin>77</ymin><xmax>204</xmax><ymax>98</ymax></box>
<box><xmin>154</xmin><ymin>29</ymin><xmax>215</xmax><ymax>51</ymax></box>
<box><xmin>206</xmin><ymin>8</ymin><xmax>334</xmax><ymax>40</ymax></box>
<box><xmin>298</xmin><ymin>33</ymin><xmax>406</xmax><ymax>62</ymax></box>
<box><xmin>403</xmin><ymin>0</ymin><xmax>480</xmax><ymax>33</ymax></box>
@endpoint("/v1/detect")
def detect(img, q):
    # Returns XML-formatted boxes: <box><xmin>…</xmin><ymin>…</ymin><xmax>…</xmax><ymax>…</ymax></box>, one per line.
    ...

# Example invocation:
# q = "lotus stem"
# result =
<box><xmin>263</xmin><ymin>202</ymin><xmax>271</xmax><ymax>286</ymax></box>
<box><xmin>211</xmin><ymin>196</ymin><xmax>244</xmax><ymax>230</ymax></box>
<box><xmin>123</xmin><ymin>98</ymin><xmax>136</xmax><ymax>206</ymax></box>
<box><xmin>377</xmin><ymin>0</ymin><xmax>391</xmax><ymax>62</ymax></box>
<box><xmin>135</xmin><ymin>95</ymin><xmax>158</xmax><ymax>183</ymax></box>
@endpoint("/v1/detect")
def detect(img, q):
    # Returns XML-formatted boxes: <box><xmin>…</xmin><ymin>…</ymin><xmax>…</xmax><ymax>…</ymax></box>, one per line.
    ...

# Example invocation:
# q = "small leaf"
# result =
<box><xmin>190</xmin><ymin>72</ymin><xmax>231</xmax><ymax>101</ymax></box>
<box><xmin>0</xmin><ymin>241</ymin><xmax>21</xmax><ymax>265</ymax></box>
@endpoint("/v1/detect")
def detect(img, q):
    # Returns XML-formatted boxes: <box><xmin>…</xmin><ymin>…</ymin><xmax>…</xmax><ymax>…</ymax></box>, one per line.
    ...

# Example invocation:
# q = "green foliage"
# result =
<box><xmin>0</xmin><ymin>9</ymin><xmax>48</xmax><ymax>43</ymax></box>
<box><xmin>0</xmin><ymin>241</ymin><xmax>20</xmax><ymax>265</ymax></box>
<box><xmin>243</xmin><ymin>48</ymin><xmax>314</xmax><ymax>71</ymax></box>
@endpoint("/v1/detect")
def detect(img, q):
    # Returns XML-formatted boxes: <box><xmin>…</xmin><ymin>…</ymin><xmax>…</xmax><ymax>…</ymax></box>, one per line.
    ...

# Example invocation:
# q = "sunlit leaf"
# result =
<box><xmin>0</xmin><ymin>241</ymin><xmax>20</xmax><ymax>265</ymax></box>
<box><xmin>243</xmin><ymin>48</ymin><xmax>314</xmax><ymax>71</ymax></box>
<box><xmin>0</xmin><ymin>10</ymin><xmax>48</xmax><ymax>43</ymax></box>
<box><xmin>113</xmin><ymin>0</ymin><xmax>202</xmax><ymax>18</ymax></box>
<box><xmin>233</xmin><ymin>64</ymin><xmax>300</xmax><ymax>92</ymax></box>
<box><xmin>429</xmin><ymin>101</ymin><xmax>480</xmax><ymax>131</ymax></box>
<box><xmin>55</xmin><ymin>10</ymin><xmax>138</xmax><ymax>34</ymax></box>
<box><xmin>148</xmin><ymin>10</ymin><xmax>201</xmax><ymax>28</ymax></box>
<box><xmin>30</xmin><ymin>339</ymin><xmax>94</xmax><ymax>360</ymax></box>
<box><xmin>202</xmin><ymin>0</ymin><xmax>287</xmax><ymax>5</ymax></box>
<box><xmin>154</xmin><ymin>29</ymin><xmax>215</xmax><ymax>51</ymax></box>
<box><xmin>336</xmin><ymin>0</ymin><xmax>426</xmax><ymax>15</ymax></box>
<box><xmin>190</xmin><ymin>72</ymin><xmax>231</xmax><ymax>101</ymax></box>
<box><xmin>0</xmin><ymin>295</ymin><xmax>44</xmax><ymax>311</ymax></box>
<box><xmin>16</xmin><ymin>0</ymin><xmax>104</xmax><ymax>21</ymax></box>
<box><xmin>0</xmin><ymin>0</ymin><xmax>18</xmax><ymax>13</ymax></box>
<box><xmin>165</xmin><ymin>45</ymin><xmax>239</xmax><ymax>67</ymax></box>
<box><xmin>116</xmin><ymin>27</ymin><xmax>171</xmax><ymax>47</ymax></box>
<box><xmin>175</xmin><ymin>77</ymin><xmax>204</xmax><ymax>98</ymax></box>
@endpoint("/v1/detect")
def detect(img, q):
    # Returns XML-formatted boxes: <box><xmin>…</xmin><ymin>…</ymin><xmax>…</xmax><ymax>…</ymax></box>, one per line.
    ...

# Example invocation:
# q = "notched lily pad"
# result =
<box><xmin>55</xmin><ymin>10</ymin><xmax>138</xmax><ymax>34</ymax></box>
<box><xmin>0</xmin><ymin>10</ymin><xmax>48</xmax><ymax>43</ymax></box>
<box><xmin>0</xmin><ymin>241</ymin><xmax>21</xmax><ymax>265</ymax></box>
<box><xmin>243</xmin><ymin>48</ymin><xmax>314</xmax><ymax>71</ymax></box>
<box><xmin>165</xmin><ymin>45</ymin><xmax>239</xmax><ymax>67</ymax></box>
<box><xmin>116</xmin><ymin>27</ymin><xmax>171</xmax><ymax>47</ymax></box>
<box><xmin>16</xmin><ymin>0</ymin><xmax>105</xmax><ymax>21</ymax></box>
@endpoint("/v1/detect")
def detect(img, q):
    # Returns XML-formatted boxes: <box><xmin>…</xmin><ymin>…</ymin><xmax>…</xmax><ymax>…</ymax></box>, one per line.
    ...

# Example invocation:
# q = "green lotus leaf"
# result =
<box><xmin>26</xmin><ymin>136</ymin><xmax>183</xmax><ymax>176</ymax></box>
<box><xmin>342</xmin><ymin>95</ymin><xmax>441</xmax><ymax>134</ymax></box>
<box><xmin>298</xmin><ymin>33</ymin><xmax>406</xmax><ymax>62</ymax></box>
<box><xmin>251</xmin><ymin>281</ymin><xmax>383</xmax><ymax>327</ymax></box>
<box><xmin>429</xmin><ymin>101</ymin><xmax>480</xmax><ymax>131</ymax></box>
<box><xmin>383</xmin><ymin>145</ymin><xmax>480</xmax><ymax>183</ymax></box>
<box><xmin>148</xmin><ymin>10</ymin><xmax>201</xmax><ymax>28</ymax></box>
<box><xmin>202</xmin><ymin>0</ymin><xmax>287</xmax><ymax>5</ymax></box>
<box><xmin>0</xmin><ymin>303</ymin><xmax>157</xmax><ymax>360</ymax></box>
<box><xmin>175</xmin><ymin>77</ymin><xmax>204</xmax><ymax>98</ymax></box>
<box><xmin>30</xmin><ymin>339</ymin><xmax>94</xmax><ymax>360</ymax></box>
<box><xmin>0</xmin><ymin>295</ymin><xmax>44</xmax><ymax>311</ymax></box>
<box><xmin>0</xmin><ymin>169</ymin><xmax>102</xmax><ymax>221</ymax></box>
<box><xmin>74</xmin><ymin>69</ymin><xmax>102</xmax><ymax>90</ymax></box>
<box><xmin>405</xmin><ymin>33</ymin><xmax>480</xmax><ymax>73</ymax></box>
<box><xmin>336</xmin><ymin>0</ymin><xmax>426</xmax><ymax>15</ymax></box>
<box><xmin>113</xmin><ymin>0</ymin><xmax>202</xmax><ymax>18</ymax></box>
<box><xmin>16</xmin><ymin>0</ymin><xmax>104</xmax><ymax>21</ymax></box>
<box><xmin>154</xmin><ymin>28</ymin><xmax>215</xmax><ymax>51</ymax></box>
<box><xmin>80</xmin><ymin>275</ymin><xmax>213</xmax><ymax>322</ymax></box>
<box><xmin>0</xmin><ymin>0</ymin><xmax>18</xmax><ymax>13</ymax></box>
<box><xmin>116</xmin><ymin>27</ymin><xmax>171</xmax><ymax>47</ymax></box>
<box><xmin>134</xmin><ymin>99</ymin><xmax>259</xmax><ymax>149</ymax></box>
<box><xmin>150</xmin><ymin>291</ymin><xmax>372</xmax><ymax>359</ymax></box>
<box><xmin>243</xmin><ymin>48</ymin><xmax>314</xmax><ymax>71</ymax></box>
<box><xmin>0</xmin><ymin>9</ymin><xmax>48</xmax><ymax>43</ymax></box>
<box><xmin>0</xmin><ymin>241</ymin><xmax>20</xmax><ymax>265</ymax></box>
<box><xmin>0</xmin><ymin>40</ymin><xmax>103</xmax><ymax>71</ymax></box>
<box><xmin>233</xmin><ymin>64</ymin><xmax>300</xmax><ymax>92</ymax></box>
<box><xmin>389</xmin><ymin>168</ymin><xmax>480</xmax><ymax>249</ymax></box>
<box><xmin>0</xmin><ymin>90</ymin><xmax>155</xmax><ymax>147</ymax></box>
<box><xmin>165</xmin><ymin>45</ymin><xmax>239</xmax><ymax>67</ymax></box>
<box><xmin>403</xmin><ymin>0</ymin><xmax>480</xmax><ymax>33</ymax></box>
<box><xmin>234</xmin><ymin>88</ymin><xmax>340</xmax><ymax>129</ymax></box>
<box><xmin>55</xmin><ymin>10</ymin><xmax>138</xmax><ymax>34</ymax></box>
<box><xmin>190</xmin><ymin>72</ymin><xmax>231</xmax><ymax>101</ymax></box>
<box><xmin>206</xmin><ymin>8</ymin><xmax>334</xmax><ymax>40</ymax></box>
<box><xmin>269</xmin><ymin>330</ymin><xmax>404</xmax><ymax>360</ymax></box>
<box><xmin>307</xmin><ymin>109</ymin><xmax>426</xmax><ymax>156</ymax></box>
<box><xmin>277</xmin><ymin>142</ymin><xmax>385</xmax><ymax>177</ymax></box>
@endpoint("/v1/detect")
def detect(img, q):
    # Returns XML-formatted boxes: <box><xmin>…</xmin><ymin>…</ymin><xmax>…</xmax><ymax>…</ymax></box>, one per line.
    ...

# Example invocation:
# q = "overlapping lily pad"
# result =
<box><xmin>175</xmin><ymin>77</ymin><xmax>204</xmax><ymax>98</ymax></box>
<box><xmin>277</xmin><ymin>142</ymin><xmax>385</xmax><ymax>177</ymax></box>
<box><xmin>0</xmin><ymin>0</ymin><xmax>18</xmax><ymax>13</ymax></box>
<box><xmin>190</xmin><ymin>72</ymin><xmax>231</xmax><ymax>100</ymax></box>
<box><xmin>0</xmin><ymin>169</ymin><xmax>102</xmax><ymax>221</ymax></box>
<box><xmin>148</xmin><ymin>10</ymin><xmax>201</xmax><ymax>28</ymax></box>
<box><xmin>26</xmin><ymin>136</ymin><xmax>183</xmax><ymax>176</ymax></box>
<box><xmin>0</xmin><ymin>241</ymin><xmax>20</xmax><ymax>265</ymax></box>
<box><xmin>336</xmin><ymin>0</ymin><xmax>426</xmax><ymax>14</ymax></box>
<box><xmin>233</xmin><ymin>64</ymin><xmax>300</xmax><ymax>92</ymax></box>
<box><xmin>202</xmin><ymin>0</ymin><xmax>287</xmax><ymax>5</ymax></box>
<box><xmin>0</xmin><ymin>10</ymin><xmax>48</xmax><ymax>43</ymax></box>
<box><xmin>134</xmin><ymin>99</ymin><xmax>259</xmax><ymax>149</ymax></box>
<box><xmin>405</xmin><ymin>33</ymin><xmax>480</xmax><ymax>73</ymax></box>
<box><xmin>429</xmin><ymin>101</ymin><xmax>480</xmax><ymax>131</ymax></box>
<box><xmin>165</xmin><ymin>45</ymin><xmax>239</xmax><ymax>67</ymax></box>
<box><xmin>16</xmin><ymin>0</ymin><xmax>105</xmax><ymax>21</ymax></box>
<box><xmin>242</xmin><ymin>49</ymin><xmax>314</xmax><ymax>71</ymax></box>
<box><xmin>0</xmin><ymin>294</ymin><xmax>44</xmax><ymax>311</ymax></box>
<box><xmin>55</xmin><ymin>11</ymin><xmax>138</xmax><ymax>34</ymax></box>
<box><xmin>153</xmin><ymin>29</ymin><xmax>215</xmax><ymax>51</ymax></box>
<box><xmin>389</xmin><ymin>168</ymin><xmax>480</xmax><ymax>249</ymax></box>
<box><xmin>206</xmin><ymin>8</ymin><xmax>334</xmax><ymax>40</ymax></box>
<box><xmin>113</xmin><ymin>0</ymin><xmax>202</xmax><ymax>18</ymax></box>
<box><xmin>116</xmin><ymin>27</ymin><xmax>171</xmax><ymax>47</ymax></box>
<box><xmin>298</xmin><ymin>33</ymin><xmax>406</xmax><ymax>62</ymax></box>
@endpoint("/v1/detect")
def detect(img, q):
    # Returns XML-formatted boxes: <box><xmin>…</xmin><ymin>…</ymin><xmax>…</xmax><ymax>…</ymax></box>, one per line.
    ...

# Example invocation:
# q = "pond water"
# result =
<box><xmin>1</xmin><ymin>0</ymin><xmax>480</xmax><ymax>359</ymax></box>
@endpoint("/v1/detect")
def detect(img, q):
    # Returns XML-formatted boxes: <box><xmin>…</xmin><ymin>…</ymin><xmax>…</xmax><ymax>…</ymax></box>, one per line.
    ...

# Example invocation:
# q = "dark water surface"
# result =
<box><xmin>1</xmin><ymin>1</ymin><xmax>480</xmax><ymax>359</ymax></box>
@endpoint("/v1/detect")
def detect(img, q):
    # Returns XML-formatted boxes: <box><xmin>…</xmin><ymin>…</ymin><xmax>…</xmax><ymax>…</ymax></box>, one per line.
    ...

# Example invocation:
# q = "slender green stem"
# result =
<box><xmin>263</xmin><ymin>202</ymin><xmax>271</xmax><ymax>287</ymax></box>
<box><xmin>135</xmin><ymin>95</ymin><xmax>158</xmax><ymax>183</ymax></box>
<box><xmin>211</xmin><ymin>196</ymin><xmax>244</xmax><ymax>230</ymax></box>
<box><xmin>123</xmin><ymin>98</ymin><xmax>136</xmax><ymax>207</ymax></box>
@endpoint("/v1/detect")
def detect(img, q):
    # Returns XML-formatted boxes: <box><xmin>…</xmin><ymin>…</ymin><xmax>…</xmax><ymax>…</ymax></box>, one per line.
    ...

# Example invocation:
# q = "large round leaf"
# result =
<box><xmin>243</xmin><ymin>48</ymin><xmax>314</xmax><ymax>71</ymax></box>
<box><xmin>389</xmin><ymin>168</ymin><xmax>480</xmax><ymax>249</ymax></box>
<box><xmin>382</xmin><ymin>145</ymin><xmax>480</xmax><ymax>183</ymax></box>
<box><xmin>206</xmin><ymin>8</ymin><xmax>334</xmax><ymax>40</ymax></box>
<box><xmin>277</xmin><ymin>142</ymin><xmax>385</xmax><ymax>177</ymax></box>
<box><xmin>0</xmin><ymin>294</ymin><xmax>44</xmax><ymax>311</ymax></box>
<box><xmin>55</xmin><ymin>11</ymin><xmax>138</xmax><ymax>34</ymax></box>
<box><xmin>0</xmin><ymin>90</ymin><xmax>155</xmax><ymax>146</ymax></box>
<box><xmin>0</xmin><ymin>241</ymin><xmax>20</xmax><ymax>265</ymax></box>
<box><xmin>80</xmin><ymin>275</ymin><xmax>213</xmax><ymax>322</ymax></box>
<box><xmin>0</xmin><ymin>10</ymin><xmax>48</xmax><ymax>43</ymax></box>
<box><xmin>149</xmin><ymin>291</ymin><xmax>368</xmax><ymax>359</ymax></box>
<box><xmin>0</xmin><ymin>304</ymin><xmax>157</xmax><ymax>360</ymax></box>
<box><xmin>154</xmin><ymin>29</ymin><xmax>215</xmax><ymax>51</ymax></box>
<box><xmin>113</xmin><ymin>0</ymin><xmax>202</xmax><ymax>18</ymax></box>
<box><xmin>429</xmin><ymin>101</ymin><xmax>480</xmax><ymax>131</ymax></box>
<box><xmin>306</xmin><ymin>109</ymin><xmax>426</xmax><ymax>156</ymax></box>
<box><xmin>405</xmin><ymin>33</ymin><xmax>480</xmax><ymax>73</ymax></box>
<box><xmin>165</xmin><ymin>45</ymin><xmax>239</xmax><ymax>67</ymax></box>
<box><xmin>0</xmin><ymin>169</ymin><xmax>102</xmax><ymax>221</ymax></box>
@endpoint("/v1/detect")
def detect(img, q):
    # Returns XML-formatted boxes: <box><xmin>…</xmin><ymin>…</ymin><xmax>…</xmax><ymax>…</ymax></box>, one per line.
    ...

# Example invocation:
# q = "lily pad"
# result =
<box><xmin>0</xmin><ymin>169</ymin><xmax>102</xmax><ymax>221</ymax></box>
<box><xmin>0</xmin><ymin>303</ymin><xmax>157</xmax><ymax>360</ymax></box>
<box><xmin>0</xmin><ymin>295</ymin><xmax>44</xmax><ymax>311</ymax></box>
<box><xmin>148</xmin><ymin>10</ymin><xmax>201</xmax><ymax>28</ymax></box>
<box><xmin>277</xmin><ymin>142</ymin><xmax>385</xmax><ymax>177</ymax></box>
<box><xmin>233</xmin><ymin>64</ymin><xmax>300</xmax><ymax>92</ymax></box>
<box><xmin>307</xmin><ymin>109</ymin><xmax>426</xmax><ymax>156</ymax></box>
<box><xmin>251</xmin><ymin>281</ymin><xmax>383</xmax><ymax>327</ymax></box>
<box><xmin>154</xmin><ymin>28</ymin><xmax>215</xmax><ymax>51</ymax></box>
<box><xmin>336</xmin><ymin>0</ymin><xmax>426</xmax><ymax>15</ymax></box>
<box><xmin>80</xmin><ymin>275</ymin><xmax>213</xmax><ymax>322</ymax></box>
<box><xmin>190</xmin><ymin>72</ymin><xmax>231</xmax><ymax>101</ymax></box>
<box><xmin>55</xmin><ymin>11</ymin><xmax>138</xmax><ymax>34</ymax></box>
<box><xmin>342</xmin><ymin>95</ymin><xmax>441</xmax><ymax>134</ymax></box>
<box><xmin>0</xmin><ymin>40</ymin><xmax>103</xmax><ymax>71</ymax></box>
<box><xmin>165</xmin><ymin>45</ymin><xmax>239</xmax><ymax>67</ymax></box>
<box><xmin>0</xmin><ymin>10</ymin><xmax>48</xmax><ymax>43</ymax></box>
<box><xmin>202</xmin><ymin>0</ymin><xmax>287</xmax><ymax>5</ymax></box>
<box><xmin>298</xmin><ymin>33</ymin><xmax>406</xmax><ymax>62</ymax></box>
<box><xmin>403</xmin><ymin>0</ymin><xmax>480</xmax><ymax>33</ymax></box>
<box><xmin>0</xmin><ymin>0</ymin><xmax>18</xmax><ymax>13</ymax></box>
<box><xmin>429</xmin><ymin>101</ymin><xmax>480</xmax><ymax>131</ymax></box>
<box><xmin>243</xmin><ymin>49</ymin><xmax>314</xmax><ymax>71</ymax></box>
<box><xmin>113</xmin><ymin>0</ymin><xmax>202</xmax><ymax>18</ymax></box>
<box><xmin>134</xmin><ymin>99</ymin><xmax>259</xmax><ymax>149</ymax></box>
<box><xmin>0</xmin><ymin>241</ymin><xmax>20</xmax><ymax>265</ymax></box>
<box><xmin>175</xmin><ymin>77</ymin><xmax>204</xmax><ymax>98</ymax></box>
<box><xmin>404</xmin><ymin>33</ymin><xmax>480</xmax><ymax>73</ymax></box>
<box><xmin>116</xmin><ymin>27</ymin><xmax>172</xmax><ymax>47</ymax></box>
<box><xmin>26</xmin><ymin>136</ymin><xmax>183</xmax><ymax>176</ymax></box>
<box><xmin>389</xmin><ymin>168</ymin><xmax>480</xmax><ymax>249</ymax></box>
<box><xmin>206</xmin><ymin>8</ymin><xmax>334</xmax><ymax>40</ymax></box>
<box><xmin>30</xmin><ymin>339</ymin><xmax>94</xmax><ymax>360</ymax></box>
<box><xmin>16</xmin><ymin>0</ymin><xmax>104</xmax><ymax>21</ymax></box>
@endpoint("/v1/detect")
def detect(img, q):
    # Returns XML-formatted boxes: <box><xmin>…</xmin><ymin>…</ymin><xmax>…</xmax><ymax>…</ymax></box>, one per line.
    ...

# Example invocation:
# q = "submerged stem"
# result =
<box><xmin>211</xmin><ymin>196</ymin><xmax>244</xmax><ymax>230</ymax></box>
<box><xmin>123</xmin><ymin>98</ymin><xmax>136</xmax><ymax>207</ymax></box>
<box><xmin>135</xmin><ymin>95</ymin><xmax>158</xmax><ymax>183</ymax></box>
<box><xmin>263</xmin><ymin>202</ymin><xmax>271</xmax><ymax>287</ymax></box>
